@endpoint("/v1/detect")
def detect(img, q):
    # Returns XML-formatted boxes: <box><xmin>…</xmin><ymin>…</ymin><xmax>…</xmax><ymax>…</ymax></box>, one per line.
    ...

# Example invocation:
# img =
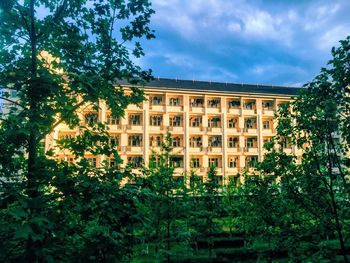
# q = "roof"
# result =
<box><xmin>123</xmin><ymin>78</ymin><xmax>302</xmax><ymax>96</ymax></box>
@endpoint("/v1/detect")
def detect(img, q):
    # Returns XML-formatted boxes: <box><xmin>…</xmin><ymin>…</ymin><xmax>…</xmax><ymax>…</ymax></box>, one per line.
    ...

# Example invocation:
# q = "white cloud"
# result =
<box><xmin>318</xmin><ymin>25</ymin><xmax>349</xmax><ymax>51</ymax></box>
<box><xmin>227</xmin><ymin>22</ymin><xmax>242</xmax><ymax>33</ymax></box>
<box><xmin>164</xmin><ymin>53</ymin><xmax>194</xmax><ymax>68</ymax></box>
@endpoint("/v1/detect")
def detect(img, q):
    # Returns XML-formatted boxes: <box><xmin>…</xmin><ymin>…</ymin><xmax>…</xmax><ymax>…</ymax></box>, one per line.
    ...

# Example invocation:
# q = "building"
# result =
<box><xmin>45</xmin><ymin>78</ymin><xmax>301</xmax><ymax>185</ymax></box>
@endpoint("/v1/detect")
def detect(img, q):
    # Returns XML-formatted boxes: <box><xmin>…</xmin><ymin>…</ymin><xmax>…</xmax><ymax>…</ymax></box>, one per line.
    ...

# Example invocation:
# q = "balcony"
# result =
<box><xmin>171</xmin><ymin>147</ymin><xmax>184</xmax><ymax>155</ymax></box>
<box><xmin>227</xmin><ymin>100</ymin><xmax>241</xmax><ymax>115</ymax></box>
<box><xmin>148</xmin><ymin>146</ymin><xmax>161</xmax><ymax>153</ymax></box>
<box><xmin>127</xmin><ymin>103</ymin><xmax>143</xmax><ymax>110</ymax></box>
<box><xmin>208</xmin><ymin>146</ymin><xmax>222</xmax><ymax>153</ymax></box>
<box><xmin>207</xmin><ymin>126</ymin><xmax>222</xmax><ymax>133</ymax></box>
<box><xmin>244</xmin><ymin>147</ymin><xmax>258</xmax><ymax>154</ymax></box>
<box><xmin>174</xmin><ymin>167</ymin><xmax>185</xmax><ymax>175</ymax></box>
<box><xmin>189</xmin><ymin>146</ymin><xmax>204</xmax><ymax>153</ymax></box>
<box><xmin>127</xmin><ymin>124</ymin><xmax>143</xmax><ymax>132</ymax></box>
<box><xmin>149</xmin><ymin>125</ymin><xmax>163</xmax><ymax>133</ymax></box>
<box><xmin>126</xmin><ymin>146</ymin><xmax>143</xmax><ymax>153</ymax></box>
<box><xmin>206</xmin><ymin>107</ymin><xmax>221</xmax><ymax>114</ymax></box>
<box><xmin>167</xmin><ymin>105</ymin><xmax>183</xmax><ymax>112</ymax></box>
<box><xmin>262</xmin><ymin>101</ymin><xmax>274</xmax><ymax>116</ymax></box>
<box><xmin>188</xmin><ymin>126</ymin><xmax>203</xmax><ymax>133</ymax></box>
<box><xmin>226</xmin><ymin>167</ymin><xmax>239</xmax><ymax>174</ymax></box>
<box><xmin>242</xmin><ymin>100</ymin><xmax>256</xmax><ymax>115</ymax></box>
<box><xmin>190</xmin><ymin>106</ymin><xmax>205</xmax><ymax>114</ymax></box>
<box><xmin>227</xmin><ymin>147</ymin><xmax>239</xmax><ymax>153</ymax></box>
<box><xmin>168</xmin><ymin>125</ymin><xmax>184</xmax><ymax>132</ymax></box>
<box><xmin>228</xmin><ymin>106</ymin><xmax>241</xmax><ymax>115</ymax></box>
<box><xmin>243</xmin><ymin>127</ymin><xmax>258</xmax><ymax>134</ymax></box>
<box><xmin>262</xmin><ymin>109</ymin><xmax>274</xmax><ymax>116</ymax></box>
<box><xmin>262</xmin><ymin>128</ymin><xmax>274</xmax><ymax>135</ymax></box>
<box><xmin>108</xmin><ymin>124</ymin><xmax>122</xmax><ymax>131</ymax></box>
<box><xmin>207</xmin><ymin>99</ymin><xmax>221</xmax><ymax>114</ymax></box>
<box><xmin>167</xmin><ymin>97</ymin><xmax>183</xmax><ymax>112</ymax></box>
<box><xmin>215</xmin><ymin>167</ymin><xmax>223</xmax><ymax>174</ymax></box>
<box><xmin>150</xmin><ymin>104</ymin><xmax>165</xmax><ymax>111</ymax></box>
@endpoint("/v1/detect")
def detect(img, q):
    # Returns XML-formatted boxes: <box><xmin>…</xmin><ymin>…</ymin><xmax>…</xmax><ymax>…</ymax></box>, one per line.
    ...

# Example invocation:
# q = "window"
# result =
<box><xmin>169</xmin><ymin>97</ymin><xmax>181</xmax><ymax>106</ymax></box>
<box><xmin>207</xmin><ymin>98</ymin><xmax>220</xmax><ymax>108</ymax></box>
<box><xmin>190</xmin><ymin>136</ymin><xmax>202</xmax><ymax>147</ymax></box>
<box><xmin>263</xmin><ymin>120</ymin><xmax>270</xmax><ymax>129</ymax></box>
<box><xmin>190</xmin><ymin>98</ymin><xmax>204</xmax><ymax>107</ymax></box>
<box><xmin>227</xmin><ymin>118</ymin><xmax>237</xmax><ymax>128</ymax></box>
<box><xmin>170</xmin><ymin>156</ymin><xmax>183</xmax><ymax>168</ymax></box>
<box><xmin>263</xmin><ymin>137</ymin><xmax>272</xmax><ymax>144</ymax></box>
<box><xmin>150</xmin><ymin>135</ymin><xmax>162</xmax><ymax>147</ymax></box>
<box><xmin>190</xmin><ymin>116</ymin><xmax>202</xmax><ymax>127</ymax></box>
<box><xmin>262</xmin><ymin>101</ymin><xmax>274</xmax><ymax>110</ymax></box>
<box><xmin>58</xmin><ymin>133</ymin><xmax>75</xmax><ymax>140</ymax></box>
<box><xmin>246</xmin><ymin>156</ymin><xmax>258</xmax><ymax>168</ymax></box>
<box><xmin>108</xmin><ymin>158</ymin><xmax>118</xmax><ymax>167</ymax></box>
<box><xmin>228</xmin><ymin>100</ymin><xmax>240</xmax><ymax>108</ymax></box>
<box><xmin>228</xmin><ymin>137</ymin><xmax>238</xmax><ymax>148</ymax></box>
<box><xmin>129</xmin><ymin>114</ymin><xmax>142</xmax><ymax>125</ymax></box>
<box><xmin>109</xmin><ymin>135</ymin><xmax>119</xmax><ymax>147</ymax></box>
<box><xmin>281</xmin><ymin>138</ymin><xmax>292</xmax><ymax>149</ymax></box>
<box><xmin>209</xmin><ymin>158</ymin><xmax>220</xmax><ymax>167</ymax></box>
<box><xmin>84</xmin><ymin>112</ymin><xmax>98</xmax><ymax>125</ymax></box>
<box><xmin>128</xmin><ymin>135</ymin><xmax>143</xmax><ymax>147</ymax></box>
<box><xmin>246</xmin><ymin>137</ymin><xmax>257</xmax><ymax>148</ymax></box>
<box><xmin>107</xmin><ymin>115</ymin><xmax>119</xmax><ymax>125</ymax></box>
<box><xmin>172</xmin><ymin>136</ymin><xmax>182</xmax><ymax>147</ymax></box>
<box><xmin>228</xmin><ymin>157</ymin><xmax>238</xmax><ymax>168</ymax></box>
<box><xmin>87</xmin><ymin>157</ymin><xmax>97</xmax><ymax>167</ymax></box>
<box><xmin>169</xmin><ymin>115</ymin><xmax>182</xmax><ymax>127</ymax></box>
<box><xmin>150</xmin><ymin>115</ymin><xmax>162</xmax><ymax>126</ymax></box>
<box><xmin>209</xmin><ymin>136</ymin><xmax>222</xmax><ymax>147</ymax></box>
<box><xmin>191</xmin><ymin>158</ymin><xmax>200</xmax><ymax>168</ymax></box>
<box><xmin>150</xmin><ymin>96</ymin><xmax>163</xmax><ymax>105</ymax></box>
<box><xmin>243</xmin><ymin>101</ymin><xmax>256</xmax><ymax>110</ymax></box>
<box><xmin>208</xmin><ymin>117</ymin><xmax>221</xmax><ymax>128</ymax></box>
<box><xmin>128</xmin><ymin>156</ymin><xmax>143</xmax><ymax>168</ymax></box>
<box><xmin>245</xmin><ymin>118</ymin><xmax>257</xmax><ymax>129</ymax></box>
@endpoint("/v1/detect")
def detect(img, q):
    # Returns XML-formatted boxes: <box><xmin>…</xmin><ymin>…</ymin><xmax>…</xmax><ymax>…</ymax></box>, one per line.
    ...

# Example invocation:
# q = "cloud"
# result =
<box><xmin>141</xmin><ymin>0</ymin><xmax>350</xmax><ymax>86</ymax></box>
<box><xmin>317</xmin><ymin>26</ymin><xmax>349</xmax><ymax>51</ymax></box>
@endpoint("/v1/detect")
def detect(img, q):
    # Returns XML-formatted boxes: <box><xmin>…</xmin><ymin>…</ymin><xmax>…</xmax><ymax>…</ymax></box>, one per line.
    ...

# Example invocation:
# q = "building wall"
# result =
<box><xmin>46</xmin><ymin>85</ymin><xmax>301</xmax><ymax>185</ymax></box>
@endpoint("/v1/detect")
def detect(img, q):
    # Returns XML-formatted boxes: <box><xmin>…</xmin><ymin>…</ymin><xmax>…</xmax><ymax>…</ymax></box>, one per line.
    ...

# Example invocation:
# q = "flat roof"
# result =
<box><xmin>120</xmin><ymin>78</ymin><xmax>302</xmax><ymax>96</ymax></box>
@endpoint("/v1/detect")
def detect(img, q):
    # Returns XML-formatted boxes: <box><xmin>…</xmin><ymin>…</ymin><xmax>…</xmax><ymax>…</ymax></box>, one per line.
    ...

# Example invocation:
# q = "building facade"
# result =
<box><xmin>45</xmin><ymin>78</ymin><xmax>301</xmax><ymax>185</ymax></box>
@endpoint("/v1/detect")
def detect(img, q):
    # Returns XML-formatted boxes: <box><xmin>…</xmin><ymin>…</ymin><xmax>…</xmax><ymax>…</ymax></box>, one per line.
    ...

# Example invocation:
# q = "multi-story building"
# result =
<box><xmin>45</xmin><ymin>78</ymin><xmax>301</xmax><ymax>185</ymax></box>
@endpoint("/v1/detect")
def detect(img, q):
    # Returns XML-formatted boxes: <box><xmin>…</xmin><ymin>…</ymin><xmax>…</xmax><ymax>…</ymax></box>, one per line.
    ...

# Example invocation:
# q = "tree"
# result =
<box><xmin>253</xmin><ymin>36</ymin><xmax>350</xmax><ymax>262</ymax></box>
<box><xmin>0</xmin><ymin>0</ymin><xmax>154</xmax><ymax>261</ymax></box>
<box><xmin>135</xmin><ymin>133</ymin><xmax>181</xmax><ymax>262</ymax></box>
<box><xmin>202</xmin><ymin>165</ymin><xmax>222</xmax><ymax>258</ymax></box>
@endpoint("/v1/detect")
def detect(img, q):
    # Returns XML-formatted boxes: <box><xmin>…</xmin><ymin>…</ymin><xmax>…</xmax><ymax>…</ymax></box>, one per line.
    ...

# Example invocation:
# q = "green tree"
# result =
<box><xmin>136</xmin><ymin>133</ymin><xmax>181</xmax><ymax>262</ymax></box>
<box><xmin>255</xmin><ymin>36</ymin><xmax>350</xmax><ymax>261</ymax></box>
<box><xmin>0</xmin><ymin>0</ymin><xmax>154</xmax><ymax>261</ymax></box>
<box><xmin>202</xmin><ymin>165</ymin><xmax>221</xmax><ymax>258</ymax></box>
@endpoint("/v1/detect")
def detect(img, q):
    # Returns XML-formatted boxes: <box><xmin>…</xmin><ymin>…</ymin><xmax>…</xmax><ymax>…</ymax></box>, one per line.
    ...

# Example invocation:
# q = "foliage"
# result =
<box><xmin>234</xmin><ymin>36</ymin><xmax>350</xmax><ymax>262</ymax></box>
<box><xmin>135</xmin><ymin>133</ymin><xmax>185</xmax><ymax>262</ymax></box>
<box><xmin>0</xmin><ymin>0</ymin><xmax>154</xmax><ymax>261</ymax></box>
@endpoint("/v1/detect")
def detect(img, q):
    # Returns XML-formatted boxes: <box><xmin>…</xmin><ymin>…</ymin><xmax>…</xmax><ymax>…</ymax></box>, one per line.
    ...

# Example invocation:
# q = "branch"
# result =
<box><xmin>0</xmin><ymin>96</ymin><xmax>26</xmax><ymax>109</ymax></box>
<box><xmin>39</xmin><ymin>99</ymin><xmax>87</xmax><ymax>141</ymax></box>
<box><xmin>16</xmin><ymin>4</ymin><xmax>31</xmax><ymax>36</ymax></box>
<box><xmin>36</xmin><ymin>0</ymin><xmax>68</xmax><ymax>39</ymax></box>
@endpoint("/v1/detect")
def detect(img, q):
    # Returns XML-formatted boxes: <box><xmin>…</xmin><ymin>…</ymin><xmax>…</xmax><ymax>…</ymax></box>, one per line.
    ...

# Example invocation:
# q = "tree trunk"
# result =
<box><xmin>26</xmin><ymin>0</ymin><xmax>40</xmax><ymax>262</ymax></box>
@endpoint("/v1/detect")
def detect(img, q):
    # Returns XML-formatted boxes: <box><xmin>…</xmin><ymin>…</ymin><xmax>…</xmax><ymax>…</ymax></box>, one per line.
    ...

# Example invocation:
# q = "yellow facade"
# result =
<box><xmin>46</xmin><ymin>79</ymin><xmax>301</xmax><ymax>185</ymax></box>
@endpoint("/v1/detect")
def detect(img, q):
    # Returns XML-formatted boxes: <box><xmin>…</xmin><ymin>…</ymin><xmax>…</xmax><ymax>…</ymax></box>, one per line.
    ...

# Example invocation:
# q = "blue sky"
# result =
<box><xmin>136</xmin><ymin>0</ymin><xmax>350</xmax><ymax>87</ymax></box>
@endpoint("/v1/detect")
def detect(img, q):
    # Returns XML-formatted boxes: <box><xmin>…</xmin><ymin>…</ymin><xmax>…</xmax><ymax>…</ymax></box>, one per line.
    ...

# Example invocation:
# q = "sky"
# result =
<box><xmin>136</xmin><ymin>0</ymin><xmax>350</xmax><ymax>87</ymax></box>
